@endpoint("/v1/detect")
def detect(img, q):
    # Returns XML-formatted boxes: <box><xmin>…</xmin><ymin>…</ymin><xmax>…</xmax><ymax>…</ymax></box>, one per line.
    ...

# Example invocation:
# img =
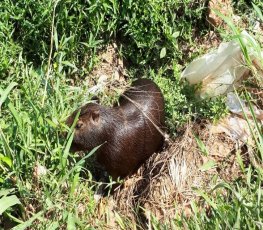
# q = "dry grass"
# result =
<box><xmin>92</xmin><ymin>119</ymin><xmax>250</xmax><ymax>228</ymax></box>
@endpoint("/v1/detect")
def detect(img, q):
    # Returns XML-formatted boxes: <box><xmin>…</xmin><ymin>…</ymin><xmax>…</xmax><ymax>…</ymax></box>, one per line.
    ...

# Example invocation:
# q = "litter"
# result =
<box><xmin>181</xmin><ymin>31</ymin><xmax>263</xmax><ymax>98</ymax></box>
<box><xmin>226</xmin><ymin>92</ymin><xmax>245</xmax><ymax>114</ymax></box>
<box><xmin>226</xmin><ymin>92</ymin><xmax>263</xmax><ymax>121</ymax></box>
<box><xmin>210</xmin><ymin>115</ymin><xmax>252</xmax><ymax>143</ymax></box>
<box><xmin>210</xmin><ymin>92</ymin><xmax>263</xmax><ymax>143</ymax></box>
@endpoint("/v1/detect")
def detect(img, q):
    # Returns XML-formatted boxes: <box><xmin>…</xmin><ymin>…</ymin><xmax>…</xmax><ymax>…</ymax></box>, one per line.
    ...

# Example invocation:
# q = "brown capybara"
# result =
<box><xmin>66</xmin><ymin>79</ymin><xmax>165</xmax><ymax>179</ymax></box>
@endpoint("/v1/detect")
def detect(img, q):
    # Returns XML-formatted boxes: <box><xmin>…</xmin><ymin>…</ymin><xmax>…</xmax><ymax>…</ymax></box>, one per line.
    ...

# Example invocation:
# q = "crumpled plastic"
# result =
<box><xmin>226</xmin><ymin>92</ymin><xmax>263</xmax><ymax>121</ymax></box>
<box><xmin>181</xmin><ymin>31</ymin><xmax>263</xmax><ymax>98</ymax></box>
<box><xmin>210</xmin><ymin>92</ymin><xmax>263</xmax><ymax>143</ymax></box>
<box><xmin>210</xmin><ymin>115</ymin><xmax>252</xmax><ymax>143</ymax></box>
<box><xmin>226</xmin><ymin>92</ymin><xmax>245</xmax><ymax>114</ymax></box>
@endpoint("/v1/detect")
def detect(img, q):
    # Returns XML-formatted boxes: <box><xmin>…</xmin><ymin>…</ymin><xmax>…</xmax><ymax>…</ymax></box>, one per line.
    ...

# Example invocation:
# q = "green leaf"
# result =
<box><xmin>0</xmin><ymin>128</ymin><xmax>13</xmax><ymax>158</ymax></box>
<box><xmin>253</xmin><ymin>3</ymin><xmax>263</xmax><ymax>21</ymax></box>
<box><xmin>236</xmin><ymin>150</ymin><xmax>244</xmax><ymax>173</ymax></box>
<box><xmin>115</xmin><ymin>212</ymin><xmax>125</xmax><ymax>229</ymax></box>
<box><xmin>0</xmin><ymin>154</ymin><xmax>12</xmax><ymax>167</ymax></box>
<box><xmin>195</xmin><ymin>190</ymin><xmax>217</xmax><ymax>210</ymax></box>
<box><xmin>172</xmin><ymin>31</ymin><xmax>180</xmax><ymax>38</ymax></box>
<box><xmin>190</xmin><ymin>201</ymin><xmax>199</xmax><ymax>215</ymax></box>
<box><xmin>199</xmin><ymin>160</ymin><xmax>216</xmax><ymax>172</ymax></box>
<box><xmin>233</xmin><ymin>207</ymin><xmax>241</xmax><ymax>229</ymax></box>
<box><xmin>67</xmin><ymin>213</ymin><xmax>75</xmax><ymax>230</ymax></box>
<box><xmin>160</xmin><ymin>47</ymin><xmax>166</xmax><ymax>59</ymax></box>
<box><xmin>0</xmin><ymin>195</ymin><xmax>21</xmax><ymax>215</ymax></box>
<box><xmin>211</xmin><ymin>182</ymin><xmax>232</xmax><ymax>192</ymax></box>
<box><xmin>61</xmin><ymin>61</ymin><xmax>78</xmax><ymax>70</ymax></box>
<box><xmin>54</xmin><ymin>26</ymin><xmax>58</xmax><ymax>51</ymax></box>
<box><xmin>55</xmin><ymin>144</ymin><xmax>101</xmax><ymax>194</ymax></box>
<box><xmin>0</xmin><ymin>82</ymin><xmax>18</xmax><ymax>109</ymax></box>
<box><xmin>62</xmin><ymin>110</ymin><xmax>81</xmax><ymax>168</ymax></box>
<box><xmin>0</xmin><ymin>189</ymin><xmax>15</xmax><ymax>197</ymax></box>
<box><xmin>194</xmin><ymin>134</ymin><xmax>208</xmax><ymax>156</ymax></box>
<box><xmin>62</xmin><ymin>36</ymin><xmax>74</xmax><ymax>47</ymax></box>
<box><xmin>62</xmin><ymin>130</ymin><xmax>74</xmax><ymax>168</ymax></box>
<box><xmin>45</xmin><ymin>118</ymin><xmax>58</xmax><ymax>128</ymax></box>
<box><xmin>70</xmin><ymin>173</ymin><xmax>80</xmax><ymax>197</ymax></box>
<box><xmin>213</xmin><ymin>10</ymin><xmax>238</xmax><ymax>34</ymax></box>
<box><xmin>12</xmin><ymin>211</ymin><xmax>44</xmax><ymax>230</ymax></box>
<box><xmin>47</xmin><ymin>222</ymin><xmax>59</xmax><ymax>230</ymax></box>
<box><xmin>7</xmin><ymin>102</ymin><xmax>22</xmax><ymax>130</ymax></box>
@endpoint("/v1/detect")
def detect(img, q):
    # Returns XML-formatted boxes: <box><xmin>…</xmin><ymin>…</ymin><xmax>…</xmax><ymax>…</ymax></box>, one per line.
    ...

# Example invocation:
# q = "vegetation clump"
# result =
<box><xmin>0</xmin><ymin>0</ymin><xmax>262</xmax><ymax>228</ymax></box>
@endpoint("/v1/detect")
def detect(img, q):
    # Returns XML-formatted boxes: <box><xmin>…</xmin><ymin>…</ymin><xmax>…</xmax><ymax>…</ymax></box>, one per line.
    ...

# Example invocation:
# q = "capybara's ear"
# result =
<box><xmin>91</xmin><ymin>110</ymin><xmax>100</xmax><ymax>124</ymax></box>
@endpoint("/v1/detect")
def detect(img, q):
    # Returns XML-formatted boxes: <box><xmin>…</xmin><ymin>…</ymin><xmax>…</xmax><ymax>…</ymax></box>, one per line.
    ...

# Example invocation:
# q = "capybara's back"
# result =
<box><xmin>67</xmin><ymin>78</ymin><xmax>165</xmax><ymax>179</ymax></box>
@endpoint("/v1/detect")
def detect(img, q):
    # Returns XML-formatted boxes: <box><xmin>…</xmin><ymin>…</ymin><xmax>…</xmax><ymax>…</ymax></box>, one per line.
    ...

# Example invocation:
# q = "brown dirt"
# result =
<box><xmin>84</xmin><ymin>43</ymin><xmax>129</xmax><ymax>105</ymax></box>
<box><xmin>90</xmin><ymin>43</ymin><xmax>127</xmax><ymax>82</ymax></box>
<box><xmin>207</xmin><ymin>0</ymin><xmax>233</xmax><ymax>28</ymax></box>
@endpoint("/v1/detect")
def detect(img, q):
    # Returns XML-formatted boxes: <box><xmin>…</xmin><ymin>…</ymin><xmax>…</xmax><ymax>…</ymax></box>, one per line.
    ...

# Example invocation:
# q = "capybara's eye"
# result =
<box><xmin>76</xmin><ymin>121</ymin><xmax>83</xmax><ymax>129</ymax></box>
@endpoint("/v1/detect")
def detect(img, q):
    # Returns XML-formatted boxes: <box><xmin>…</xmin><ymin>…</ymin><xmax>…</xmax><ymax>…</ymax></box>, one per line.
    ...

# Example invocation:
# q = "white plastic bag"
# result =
<box><xmin>181</xmin><ymin>31</ymin><xmax>263</xmax><ymax>98</ymax></box>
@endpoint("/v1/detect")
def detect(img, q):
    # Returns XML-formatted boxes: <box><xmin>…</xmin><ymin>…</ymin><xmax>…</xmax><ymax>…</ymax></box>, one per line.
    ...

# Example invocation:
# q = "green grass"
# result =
<box><xmin>0</xmin><ymin>0</ymin><xmax>262</xmax><ymax>228</ymax></box>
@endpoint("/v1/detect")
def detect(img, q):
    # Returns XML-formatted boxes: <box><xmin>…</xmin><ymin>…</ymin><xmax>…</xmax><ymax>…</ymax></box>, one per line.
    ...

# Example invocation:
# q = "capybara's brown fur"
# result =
<box><xmin>66</xmin><ymin>79</ymin><xmax>165</xmax><ymax>179</ymax></box>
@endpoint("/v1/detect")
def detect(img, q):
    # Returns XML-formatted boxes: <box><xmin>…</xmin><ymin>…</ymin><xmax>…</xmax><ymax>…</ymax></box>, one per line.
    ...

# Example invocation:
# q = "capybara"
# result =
<box><xmin>66</xmin><ymin>79</ymin><xmax>165</xmax><ymax>179</ymax></box>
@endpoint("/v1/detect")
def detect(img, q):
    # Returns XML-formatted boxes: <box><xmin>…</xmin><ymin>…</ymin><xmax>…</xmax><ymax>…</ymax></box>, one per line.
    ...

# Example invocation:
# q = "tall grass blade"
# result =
<box><xmin>54</xmin><ymin>145</ymin><xmax>101</xmax><ymax>195</ymax></box>
<box><xmin>0</xmin><ymin>128</ymin><xmax>13</xmax><ymax>158</ymax></box>
<box><xmin>213</xmin><ymin>10</ymin><xmax>238</xmax><ymax>34</ymax></box>
<box><xmin>0</xmin><ymin>82</ymin><xmax>17</xmax><ymax>109</ymax></box>
<box><xmin>252</xmin><ymin>3</ymin><xmax>263</xmax><ymax>21</ymax></box>
<box><xmin>67</xmin><ymin>213</ymin><xmax>76</xmax><ymax>230</ymax></box>
<box><xmin>12</xmin><ymin>211</ymin><xmax>44</xmax><ymax>230</ymax></box>
<box><xmin>195</xmin><ymin>190</ymin><xmax>217</xmax><ymax>210</ymax></box>
<box><xmin>237</xmin><ymin>91</ymin><xmax>263</xmax><ymax>160</ymax></box>
<box><xmin>61</xmin><ymin>110</ymin><xmax>80</xmax><ymax>169</ymax></box>
<box><xmin>7</xmin><ymin>102</ymin><xmax>22</xmax><ymax>130</ymax></box>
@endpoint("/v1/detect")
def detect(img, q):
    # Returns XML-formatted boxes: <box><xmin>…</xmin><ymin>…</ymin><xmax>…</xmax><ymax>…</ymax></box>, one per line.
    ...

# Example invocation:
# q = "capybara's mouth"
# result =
<box><xmin>68</xmin><ymin>142</ymin><xmax>80</xmax><ymax>153</ymax></box>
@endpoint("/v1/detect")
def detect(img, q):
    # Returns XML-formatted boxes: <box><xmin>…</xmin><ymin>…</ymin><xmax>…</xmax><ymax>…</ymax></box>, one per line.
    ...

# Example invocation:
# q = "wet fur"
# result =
<box><xmin>66</xmin><ymin>79</ymin><xmax>165</xmax><ymax>179</ymax></box>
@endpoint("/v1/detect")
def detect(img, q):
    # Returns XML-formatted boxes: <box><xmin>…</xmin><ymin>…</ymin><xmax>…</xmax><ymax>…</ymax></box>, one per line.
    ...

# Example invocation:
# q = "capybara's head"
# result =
<box><xmin>66</xmin><ymin>103</ymin><xmax>104</xmax><ymax>152</ymax></box>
